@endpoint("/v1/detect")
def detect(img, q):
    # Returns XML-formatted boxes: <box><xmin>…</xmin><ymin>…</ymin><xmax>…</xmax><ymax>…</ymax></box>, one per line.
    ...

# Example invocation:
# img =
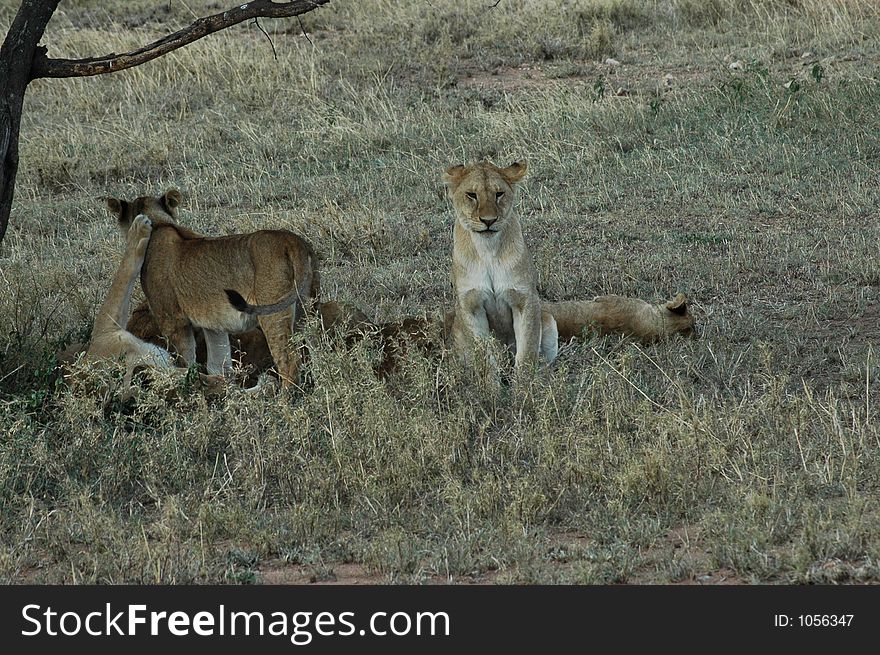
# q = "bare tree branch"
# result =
<box><xmin>298</xmin><ymin>15</ymin><xmax>314</xmax><ymax>46</ymax></box>
<box><xmin>253</xmin><ymin>17</ymin><xmax>278</xmax><ymax>60</ymax></box>
<box><xmin>31</xmin><ymin>0</ymin><xmax>329</xmax><ymax>79</ymax></box>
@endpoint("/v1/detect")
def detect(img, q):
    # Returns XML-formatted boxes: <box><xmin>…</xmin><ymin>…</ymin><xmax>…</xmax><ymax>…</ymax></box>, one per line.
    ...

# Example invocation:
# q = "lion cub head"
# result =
<box><xmin>443</xmin><ymin>161</ymin><xmax>527</xmax><ymax>238</ymax></box>
<box><xmin>659</xmin><ymin>292</ymin><xmax>697</xmax><ymax>339</ymax></box>
<box><xmin>106</xmin><ymin>189</ymin><xmax>182</xmax><ymax>234</ymax></box>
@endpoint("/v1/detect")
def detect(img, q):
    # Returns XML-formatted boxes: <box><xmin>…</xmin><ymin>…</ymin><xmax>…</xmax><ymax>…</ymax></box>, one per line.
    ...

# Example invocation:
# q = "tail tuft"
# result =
<box><xmin>225</xmin><ymin>289</ymin><xmax>250</xmax><ymax>313</ymax></box>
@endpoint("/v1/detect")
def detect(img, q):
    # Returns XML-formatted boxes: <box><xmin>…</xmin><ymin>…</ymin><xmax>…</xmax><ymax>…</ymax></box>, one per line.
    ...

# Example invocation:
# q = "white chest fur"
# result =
<box><xmin>456</xmin><ymin>230</ymin><xmax>530</xmax><ymax>292</ymax></box>
<box><xmin>458</xmin><ymin>255</ymin><xmax>520</xmax><ymax>299</ymax></box>
<box><xmin>454</xmin><ymin>232</ymin><xmax>534</xmax><ymax>343</ymax></box>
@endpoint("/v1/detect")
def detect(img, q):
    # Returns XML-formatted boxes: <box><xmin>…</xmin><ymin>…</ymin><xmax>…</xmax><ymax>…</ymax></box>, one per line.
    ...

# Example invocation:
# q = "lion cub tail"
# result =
<box><xmin>225</xmin><ymin>288</ymin><xmax>302</xmax><ymax>316</ymax></box>
<box><xmin>226</xmin><ymin>241</ymin><xmax>320</xmax><ymax>326</ymax></box>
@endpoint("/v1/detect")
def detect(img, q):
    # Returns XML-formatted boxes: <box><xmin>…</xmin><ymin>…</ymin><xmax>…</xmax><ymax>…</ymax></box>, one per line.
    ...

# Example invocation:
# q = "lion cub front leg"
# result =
<box><xmin>455</xmin><ymin>289</ymin><xmax>492</xmax><ymax>354</ymax></box>
<box><xmin>92</xmin><ymin>215</ymin><xmax>152</xmax><ymax>337</ymax></box>
<box><xmin>506</xmin><ymin>290</ymin><xmax>542</xmax><ymax>368</ymax></box>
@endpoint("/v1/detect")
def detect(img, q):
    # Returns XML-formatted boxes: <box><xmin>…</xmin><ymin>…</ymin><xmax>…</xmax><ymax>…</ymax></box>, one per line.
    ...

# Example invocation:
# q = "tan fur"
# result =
<box><xmin>91</xmin><ymin>292</ymin><xmax>693</xmax><ymax>387</ymax></box>
<box><xmin>126</xmin><ymin>299</ymin><xmax>273</xmax><ymax>388</ymax></box>
<box><xmin>106</xmin><ymin>189</ymin><xmax>319</xmax><ymax>387</ymax></box>
<box><xmin>444</xmin><ymin>160</ymin><xmax>556</xmax><ymax>367</ymax></box>
<box><xmin>122</xmin><ymin>298</ymin><xmax>373</xmax><ymax>382</ymax></box>
<box><xmin>317</xmin><ymin>300</ymin><xmax>373</xmax><ymax>338</ymax></box>
<box><xmin>374</xmin><ymin>315</ymin><xmax>444</xmax><ymax>378</ymax></box>
<box><xmin>544</xmin><ymin>292</ymin><xmax>696</xmax><ymax>343</ymax></box>
<box><xmin>73</xmin><ymin>215</ymin><xmax>225</xmax><ymax>400</ymax></box>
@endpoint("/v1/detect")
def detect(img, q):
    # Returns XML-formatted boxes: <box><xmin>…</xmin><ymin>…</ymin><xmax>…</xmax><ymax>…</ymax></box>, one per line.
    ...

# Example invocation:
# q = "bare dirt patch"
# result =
<box><xmin>257</xmin><ymin>560</ymin><xmax>504</xmax><ymax>585</ymax></box>
<box><xmin>627</xmin><ymin>524</ymin><xmax>750</xmax><ymax>585</ymax></box>
<box><xmin>458</xmin><ymin>64</ymin><xmax>560</xmax><ymax>92</ymax></box>
<box><xmin>259</xmin><ymin>561</ymin><xmax>387</xmax><ymax>585</ymax></box>
<box><xmin>814</xmin><ymin>302</ymin><xmax>880</xmax><ymax>346</ymax></box>
<box><xmin>255</xmin><ymin>529</ymin><xmax>751</xmax><ymax>585</ymax></box>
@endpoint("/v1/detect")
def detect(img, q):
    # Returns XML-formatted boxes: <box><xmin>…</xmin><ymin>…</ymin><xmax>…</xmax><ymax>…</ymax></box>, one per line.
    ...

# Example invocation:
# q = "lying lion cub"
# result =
<box><xmin>546</xmin><ymin>292</ymin><xmax>696</xmax><ymax>343</ymax></box>
<box><xmin>106</xmin><ymin>189</ymin><xmax>319</xmax><ymax>387</ymax></box>
<box><xmin>76</xmin><ymin>214</ymin><xmax>225</xmax><ymax>398</ymax></box>
<box><xmin>444</xmin><ymin>160</ymin><xmax>558</xmax><ymax>368</ymax></box>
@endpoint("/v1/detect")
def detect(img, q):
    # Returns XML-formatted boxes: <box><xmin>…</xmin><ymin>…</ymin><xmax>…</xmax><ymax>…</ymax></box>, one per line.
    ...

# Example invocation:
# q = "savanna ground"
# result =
<box><xmin>1</xmin><ymin>0</ymin><xmax>879</xmax><ymax>584</ymax></box>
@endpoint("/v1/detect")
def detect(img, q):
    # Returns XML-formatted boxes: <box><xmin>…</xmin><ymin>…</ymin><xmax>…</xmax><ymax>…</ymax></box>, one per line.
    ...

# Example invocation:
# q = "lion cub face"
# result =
<box><xmin>443</xmin><ymin>161</ymin><xmax>527</xmax><ymax>238</ymax></box>
<box><xmin>106</xmin><ymin>189</ymin><xmax>182</xmax><ymax>234</ymax></box>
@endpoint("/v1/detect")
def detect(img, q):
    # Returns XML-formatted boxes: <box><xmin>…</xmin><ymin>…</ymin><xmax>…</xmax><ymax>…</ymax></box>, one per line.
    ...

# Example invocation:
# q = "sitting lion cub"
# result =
<box><xmin>444</xmin><ymin>160</ymin><xmax>557</xmax><ymax>368</ymax></box>
<box><xmin>106</xmin><ymin>189</ymin><xmax>319</xmax><ymax>387</ymax></box>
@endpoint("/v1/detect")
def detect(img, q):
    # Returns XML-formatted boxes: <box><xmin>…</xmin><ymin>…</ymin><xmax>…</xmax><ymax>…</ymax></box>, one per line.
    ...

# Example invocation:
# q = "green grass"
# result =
<box><xmin>0</xmin><ymin>0</ymin><xmax>879</xmax><ymax>583</ymax></box>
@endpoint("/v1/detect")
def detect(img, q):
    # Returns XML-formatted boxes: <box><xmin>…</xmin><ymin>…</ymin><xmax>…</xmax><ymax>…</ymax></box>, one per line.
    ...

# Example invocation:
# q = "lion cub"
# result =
<box><xmin>444</xmin><ymin>160</ymin><xmax>557</xmax><ymax>368</ymax></box>
<box><xmin>80</xmin><ymin>214</ymin><xmax>224</xmax><ymax>398</ymax></box>
<box><xmin>546</xmin><ymin>293</ymin><xmax>696</xmax><ymax>343</ymax></box>
<box><xmin>85</xmin><ymin>215</ymin><xmax>173</xmax><ymax>377</ymax></box>
<box><xmin>106</xmin><ymin>190</ymin><xmax>319</xmax><ymax>387</ymax></box>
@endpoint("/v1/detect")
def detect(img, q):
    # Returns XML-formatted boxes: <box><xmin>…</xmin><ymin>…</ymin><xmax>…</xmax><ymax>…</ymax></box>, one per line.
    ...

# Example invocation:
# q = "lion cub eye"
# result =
<box><xmin>465</xmin><ymin>192</ymin><xmax>477</xmax><ymax>201</ymax></box>
<box><xmin>495</xmin><ymin>191</ymin><xmax>505</xmax><ymax>200</ymax></box>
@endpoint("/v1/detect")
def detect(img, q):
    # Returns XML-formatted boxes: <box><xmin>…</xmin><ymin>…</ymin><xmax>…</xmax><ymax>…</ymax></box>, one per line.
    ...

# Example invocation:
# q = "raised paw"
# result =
<box><xmin>131</xmin><ymin>214</ymin><xmax>152</xmax><ymax>239</ymax></box>
<box><xmin>127</xmin><ymin>214</ymin><xmax>153</xmax><ymax>251</ymax></box>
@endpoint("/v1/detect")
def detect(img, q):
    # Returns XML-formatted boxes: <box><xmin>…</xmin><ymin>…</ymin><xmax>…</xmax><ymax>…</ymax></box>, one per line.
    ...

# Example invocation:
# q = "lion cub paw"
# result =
<box><xmin>131</xmin><ymin>214</ymin><xmax>152</xmax><ymax>238</ymax></box>
<box><xmin>128</xmin><ymin>214</ymin><xmax>153</xmax><ymax>251</ymax></box>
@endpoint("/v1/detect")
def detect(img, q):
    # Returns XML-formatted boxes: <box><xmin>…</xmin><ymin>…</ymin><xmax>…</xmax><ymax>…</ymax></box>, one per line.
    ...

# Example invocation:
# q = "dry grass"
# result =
<box><xmin>1</xmin><ymin>0</ymin><xmax>879</xmax><ymax>584</ymax></box>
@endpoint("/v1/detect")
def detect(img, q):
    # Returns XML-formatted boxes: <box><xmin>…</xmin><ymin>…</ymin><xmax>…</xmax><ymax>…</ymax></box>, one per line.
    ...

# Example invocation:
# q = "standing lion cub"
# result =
<box><xmin>106</xmin><ymin>189</ymin><xmax>319</xmax><ymax>387</ymax></box>
<box><xmin>77</xmin><ymin>214</ymin><xmax>225</xmax><ymax>399</ymax></box>
<box><xmin>444</xmin><ymin>160</ymin><xmax>558</xmax><ymax>368</ymax></box>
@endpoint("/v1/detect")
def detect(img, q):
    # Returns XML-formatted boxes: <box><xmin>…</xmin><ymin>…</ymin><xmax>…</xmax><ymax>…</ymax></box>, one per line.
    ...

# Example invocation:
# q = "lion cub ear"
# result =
<box><xmin>499</xmin><ymin>161</ymin><xmax>527</xmax><ymax>185</ymax></box>
<box><xmin>106</xmin><ymin>197</ymin><xmax>127</xmax><ymax>218</ymax></box>
<box><xmin>443</xmin><ymin>164</ymin><xmax>468</xmax><ymax>188</ymax></box>
<box><xmin>163</xmin><ymin>188</ymin><xmax>183</xmax><ymax>216</ymax></box>
<box><xmin>665</xmin><ymin>292</ymin><xmax>689</xmax><ymax>316</ymax></box>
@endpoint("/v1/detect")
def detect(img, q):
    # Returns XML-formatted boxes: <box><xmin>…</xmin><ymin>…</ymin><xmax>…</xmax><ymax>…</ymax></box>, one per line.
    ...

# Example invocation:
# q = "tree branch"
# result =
<box><xmin>30</xmin><ymin>0</ymin><xmax>329</xmax><ymax>79</ymax></box>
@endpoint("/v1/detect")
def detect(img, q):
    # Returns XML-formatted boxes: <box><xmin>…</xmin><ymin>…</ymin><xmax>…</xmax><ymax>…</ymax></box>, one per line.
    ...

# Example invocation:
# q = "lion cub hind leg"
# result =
<box><xmin>82</xmin><ymin>215</ymin><xmax>181</xmax><ymax>401</ymax></box>
<box><xmin>258</xmin><ymin>309</ymin><xmax>300</xmax><ymax>388</ymax></box>
<box><xmin>86</xmin><ymin>215</ymin><xmax>170</xmax><ymax>370</ymax></box>
<box><xmin>202</xmin><ymin>328</ymin><xmax>232</xmax><ymax>376</ymax></box>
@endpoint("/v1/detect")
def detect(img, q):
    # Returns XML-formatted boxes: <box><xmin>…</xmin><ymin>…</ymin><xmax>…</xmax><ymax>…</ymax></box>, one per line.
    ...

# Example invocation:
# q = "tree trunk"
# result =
<box><xmin>0</xmin><ymin>0</ymin><xmax>60</xmax><ymax>246</ymax></box>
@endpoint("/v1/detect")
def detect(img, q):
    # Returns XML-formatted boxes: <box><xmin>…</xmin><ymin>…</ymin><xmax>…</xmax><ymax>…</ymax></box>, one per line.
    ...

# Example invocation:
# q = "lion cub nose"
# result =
<box><xmin>480</xmin><ymin>218</ymin><xmax>497</xmax><ymax>228</ymax></box>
